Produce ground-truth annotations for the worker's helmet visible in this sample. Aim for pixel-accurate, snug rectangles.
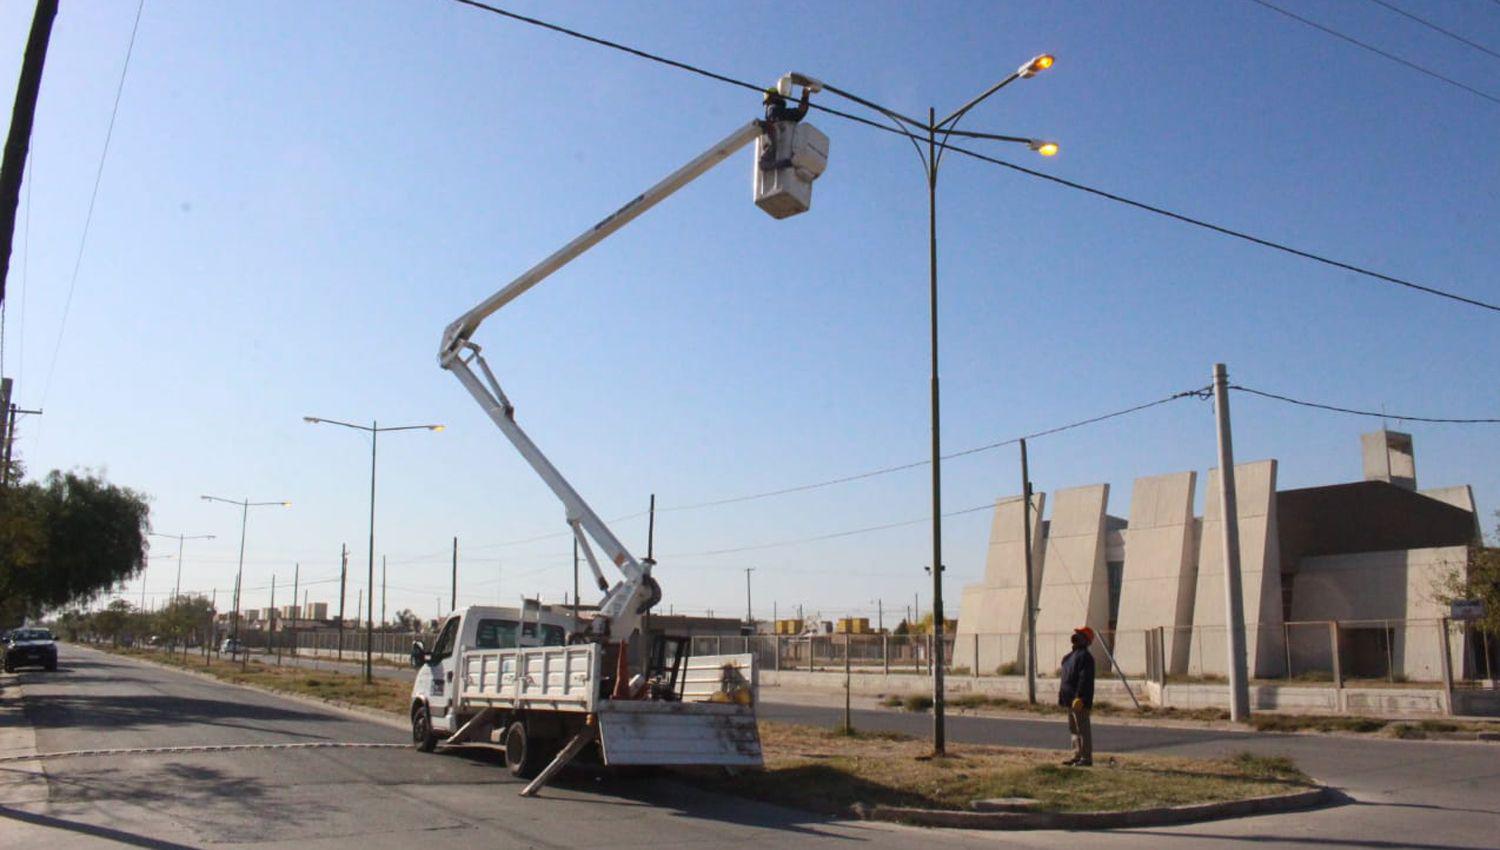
[1073,626,1096,645]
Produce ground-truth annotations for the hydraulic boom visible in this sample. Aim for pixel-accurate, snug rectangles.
[439,74,827,650]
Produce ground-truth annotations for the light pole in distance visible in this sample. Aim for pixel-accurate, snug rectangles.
[200,495,290,668]
[303,416,443,683]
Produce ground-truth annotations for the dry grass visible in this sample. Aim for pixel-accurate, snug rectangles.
[888,691,1230,723]
[110,646,410,716]
[718,722,1310,814]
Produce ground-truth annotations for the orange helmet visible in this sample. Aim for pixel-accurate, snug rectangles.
[1074,626,1096,644]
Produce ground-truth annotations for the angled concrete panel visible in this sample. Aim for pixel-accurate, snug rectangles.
[1114,471,1198,675]
[954,492,1045,673]
[1193,459,1286,678]
[1033,484,1111,666]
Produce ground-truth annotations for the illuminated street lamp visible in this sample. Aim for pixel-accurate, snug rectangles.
[303,416,444,683]
[821,55,1059,755]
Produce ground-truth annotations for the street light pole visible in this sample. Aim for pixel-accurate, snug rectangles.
[820,54,1058,756]
[149,532,217,605]
[201,496,289,670]
[303,415,443,684]
[744,567,755,626]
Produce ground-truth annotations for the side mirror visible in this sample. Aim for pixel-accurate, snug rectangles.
[410,640,428,669]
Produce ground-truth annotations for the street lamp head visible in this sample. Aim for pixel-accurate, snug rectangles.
[303,416,320,424]
[1029,140,1059,157]
[1018,54,1055,79]
[281,501,292,507]
[430,425,445,432]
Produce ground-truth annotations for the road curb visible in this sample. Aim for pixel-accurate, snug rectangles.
[87,646,409,733]
[851,785,1338,830]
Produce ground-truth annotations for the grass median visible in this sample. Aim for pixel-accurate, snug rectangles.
[707,723,1312,815]
[106,646,410,715]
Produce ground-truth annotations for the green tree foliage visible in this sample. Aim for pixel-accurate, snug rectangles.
[0,470,151,625]
[1435,511,1500,633]
[50,595,217,648]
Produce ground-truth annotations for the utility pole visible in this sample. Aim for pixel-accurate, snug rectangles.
[291,562,300,658]
[0,0,57,308]
[337,544,347,660]
[1021,438,1037,704]
[355,588,363,637]
[1213,362,1251,721]
[270,573,278,664]
[381,556,387,628]
[876,598,883,633]
[451,536,458,612]
[2,402,40,486]
[744,567,755,627]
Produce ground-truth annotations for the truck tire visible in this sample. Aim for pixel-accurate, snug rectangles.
[411,703,439,753]
[503,721,546,779]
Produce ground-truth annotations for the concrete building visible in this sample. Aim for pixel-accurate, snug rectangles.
[956,430,1480,682]
[952,493,1044,674]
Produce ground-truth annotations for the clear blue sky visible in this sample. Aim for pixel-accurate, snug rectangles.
[2,1,1496,626]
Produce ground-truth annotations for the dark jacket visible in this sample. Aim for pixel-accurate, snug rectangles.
[1058,646,1095,709]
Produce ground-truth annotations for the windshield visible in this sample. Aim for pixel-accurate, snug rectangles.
[13,629,53,642]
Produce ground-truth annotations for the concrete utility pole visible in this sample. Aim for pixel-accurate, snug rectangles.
[270,574,278,663]
[291,562,299,657]
[1021,439,1037,704]
[1212,362,1252,721]
[744,567,755,627]
[0,0,57,307]
[337,544,347,660]
[381,556,387,627]
[450,536,458,612]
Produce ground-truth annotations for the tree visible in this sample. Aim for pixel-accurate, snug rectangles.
[93,600,134,646]
[1436,511,1500,634]
[0,470,151,626]
[393,608,423,632]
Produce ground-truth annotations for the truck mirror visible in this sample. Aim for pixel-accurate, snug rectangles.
[410,640,428,668]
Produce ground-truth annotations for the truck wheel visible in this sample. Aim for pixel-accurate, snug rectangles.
[503,721,546,779]
[411,703,439,753]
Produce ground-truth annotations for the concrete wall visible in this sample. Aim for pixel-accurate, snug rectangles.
[1193,460,1286,678]
[1289,546,1467,680]
[954,492,1045,673]
[1033,484,1111,669]
[1114,471,1199,675]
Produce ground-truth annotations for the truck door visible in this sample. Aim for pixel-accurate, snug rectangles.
[423,616,461,732]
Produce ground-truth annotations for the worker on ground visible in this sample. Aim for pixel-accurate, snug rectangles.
[1058,626,1096,767]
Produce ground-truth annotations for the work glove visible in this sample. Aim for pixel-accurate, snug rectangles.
[1070,697,1085,712]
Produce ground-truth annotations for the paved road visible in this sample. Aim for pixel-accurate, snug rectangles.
[1,644,1495,849]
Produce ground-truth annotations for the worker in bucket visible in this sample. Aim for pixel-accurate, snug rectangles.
[1058,626,1096,766]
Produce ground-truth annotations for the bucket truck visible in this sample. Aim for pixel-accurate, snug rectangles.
[410,74,828,795]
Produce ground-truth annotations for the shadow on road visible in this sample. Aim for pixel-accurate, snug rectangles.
[0,803,201,850]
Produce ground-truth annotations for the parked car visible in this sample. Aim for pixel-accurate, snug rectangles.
[219,638,243,655]
[3,628,58,672]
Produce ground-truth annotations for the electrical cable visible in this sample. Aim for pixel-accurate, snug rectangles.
[447,0,1500,315]
[1246,0,1500,106]
[1365,0,1500,60]
[664,386,1208,512]
[40,0,146,406]
[1230,384,1500,423]
[668,502,996,558]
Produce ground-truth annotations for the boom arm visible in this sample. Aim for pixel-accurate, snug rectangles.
[439,75,825,646]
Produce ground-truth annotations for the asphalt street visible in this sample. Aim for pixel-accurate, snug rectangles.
[1,643,1496,849]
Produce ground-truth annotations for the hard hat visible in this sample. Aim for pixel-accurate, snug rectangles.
[1074,626,1096,644]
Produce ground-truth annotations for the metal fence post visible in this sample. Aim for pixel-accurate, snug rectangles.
[882,633,890,676]
[972,633,979,680]
[1283,622,1293,681]
[1383,619,1394,683]
[808,637,814,673]
[774,635,781,672]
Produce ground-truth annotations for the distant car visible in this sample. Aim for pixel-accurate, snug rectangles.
[219,638,243,655]
[3,628,58,672]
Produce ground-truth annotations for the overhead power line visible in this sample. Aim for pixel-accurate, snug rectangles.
[1231,385,1500,423]
[665,386,1208,512]
[1247,0,1500,106]
[448,0,1500,315]
[1364,0,1500,62]
[41,0,145,405]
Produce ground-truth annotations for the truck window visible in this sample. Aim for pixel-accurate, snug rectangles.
[541,624,566,646]
[430,617,460,661]
[475,619,518,649]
